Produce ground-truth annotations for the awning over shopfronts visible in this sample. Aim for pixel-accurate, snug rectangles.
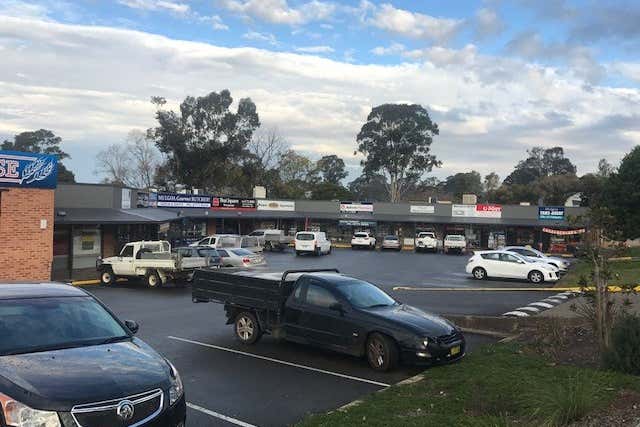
[54,208,179,224]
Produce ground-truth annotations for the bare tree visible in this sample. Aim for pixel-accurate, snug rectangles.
[248,127,287,169]
[95,130,160,189]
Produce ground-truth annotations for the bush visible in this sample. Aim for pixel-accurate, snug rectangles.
[524,373,601,426]
[604,313,640,375]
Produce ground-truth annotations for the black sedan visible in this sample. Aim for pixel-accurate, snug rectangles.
[0,283,186,427]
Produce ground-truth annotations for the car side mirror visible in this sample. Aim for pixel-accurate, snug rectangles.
[329,302,345,315]
[124,320,139,335]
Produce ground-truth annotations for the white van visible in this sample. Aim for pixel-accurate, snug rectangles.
[190,234,262,253]
[295,231,332,256]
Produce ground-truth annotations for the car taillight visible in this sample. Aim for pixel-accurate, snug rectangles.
[243,257,251,263]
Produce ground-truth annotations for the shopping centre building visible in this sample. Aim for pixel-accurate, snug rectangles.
[50,182,588,280]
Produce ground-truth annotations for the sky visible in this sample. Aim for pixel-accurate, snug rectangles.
[1,0,639,184]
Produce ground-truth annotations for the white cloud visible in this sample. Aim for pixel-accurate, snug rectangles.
[295,45,334,53]
[220,0,335,25]
[200,14,229,30]
[474,8,504,40]
[611,62,640,83]
[0,0,48,19]
[0,16,637,182]
[118,0,190,14]
[371,43,405,56]
[364,3,463,43]
[242,31,278,45]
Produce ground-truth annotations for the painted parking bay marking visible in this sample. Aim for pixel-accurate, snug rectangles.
[168,336,390,388]
[187,402,258,427]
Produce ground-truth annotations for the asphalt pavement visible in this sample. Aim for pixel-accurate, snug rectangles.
[82,249,558,426]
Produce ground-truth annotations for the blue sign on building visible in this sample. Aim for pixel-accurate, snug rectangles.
[0,150,58,189]
[539,206,565,220]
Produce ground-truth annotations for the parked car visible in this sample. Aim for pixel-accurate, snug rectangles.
[97,240,211,288]
[502,246,570,272]
[0,283,186,426]
[216,248,266,267]
[444,234,467,254]
[173,246,222,278]
[295,231,332,256]
[381,235,402,251]
[247,229,293,252]
[190,234,263,253]
[466,250,560,283]
[192,269,465,371]
[415,231,439,253]
[351,232,377,250]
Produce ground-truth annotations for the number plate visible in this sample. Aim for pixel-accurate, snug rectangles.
[450,346,461,356]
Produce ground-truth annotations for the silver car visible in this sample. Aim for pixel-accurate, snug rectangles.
[216,248,266,268]
[502,246,570,272]
[381,235,402,251]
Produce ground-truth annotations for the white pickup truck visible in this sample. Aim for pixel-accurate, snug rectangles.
[415,232,439,253]
[97,241,211,288]
[443,234,467,255]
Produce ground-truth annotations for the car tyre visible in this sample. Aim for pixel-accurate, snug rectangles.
[146,270,162,288]
[100,268,115,286]
[472,267,487,280]
[235,311,262,344]
[296,251,301,256]
[366,333,398,372]
[529,270,544,284]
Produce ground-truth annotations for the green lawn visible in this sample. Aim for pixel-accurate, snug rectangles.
[559,259,640,287]
[298,343,640,427]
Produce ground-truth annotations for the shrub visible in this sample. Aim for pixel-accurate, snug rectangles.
[604,313,640,375]
[524,373,601,426]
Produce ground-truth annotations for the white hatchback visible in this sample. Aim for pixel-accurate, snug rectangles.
[465,250,560,284]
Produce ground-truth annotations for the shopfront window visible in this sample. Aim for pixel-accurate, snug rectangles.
[72,226,101,270]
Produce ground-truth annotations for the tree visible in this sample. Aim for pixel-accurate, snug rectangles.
[276,150,319,199]
[356,104,441,202]
[597,158,615,178]
[503,146,577,185]
[310,182,352,200]
[348,173,389,202]
[441,171,483,202]
[575,146,640,355]
[95,130,160,189]
[484,172,500,192]
[2,129,75,182]
[148,89,260,194]
[316,155,348,184]
[248,126,287,170]
[533,174,581,205]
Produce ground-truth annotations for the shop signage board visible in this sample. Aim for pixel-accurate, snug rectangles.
[475,204,502,218]
[148,192,158,208]
[410,205,435,214]
[340,201,374,213]
[0,150,58,189]
[257,199,295,211]
[211,196,257,211]
[136,191,149,208]
[338,220,377,227]
[539,206,565,220]
[157,192,211,208]
[451,204,476,217]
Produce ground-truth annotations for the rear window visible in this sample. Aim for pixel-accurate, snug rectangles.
[354,233,369,238]
[447,235,465,241]
[231,249,252,256]
[297,233,315,241]
[384,235,398,240]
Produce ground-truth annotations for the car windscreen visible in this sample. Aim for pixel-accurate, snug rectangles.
[336,280,397,309]
[231,249,252,256]
[0,296,129,356]
[296,233,315,241]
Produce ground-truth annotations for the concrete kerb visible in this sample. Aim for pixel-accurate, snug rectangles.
[444,314,584,336]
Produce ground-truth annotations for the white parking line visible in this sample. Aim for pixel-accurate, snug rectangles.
[168,336,390,388]
[187,402,258,427]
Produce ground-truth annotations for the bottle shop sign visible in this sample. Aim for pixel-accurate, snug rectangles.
[0,150,58,189]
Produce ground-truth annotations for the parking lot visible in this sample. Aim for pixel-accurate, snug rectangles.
[85,249,557,426]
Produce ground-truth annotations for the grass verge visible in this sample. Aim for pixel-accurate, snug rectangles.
[558,259,640,287]
[297,343,640,427]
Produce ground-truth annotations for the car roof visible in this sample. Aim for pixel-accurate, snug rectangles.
[0,283,88,300]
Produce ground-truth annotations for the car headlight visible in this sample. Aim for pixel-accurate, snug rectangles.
[167,361,184,406]
[0,393,61,427]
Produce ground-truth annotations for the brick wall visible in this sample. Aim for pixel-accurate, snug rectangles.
[0,188,54,282]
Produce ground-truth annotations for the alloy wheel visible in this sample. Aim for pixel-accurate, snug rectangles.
[236,316,254,341]
[368,339,385,368]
